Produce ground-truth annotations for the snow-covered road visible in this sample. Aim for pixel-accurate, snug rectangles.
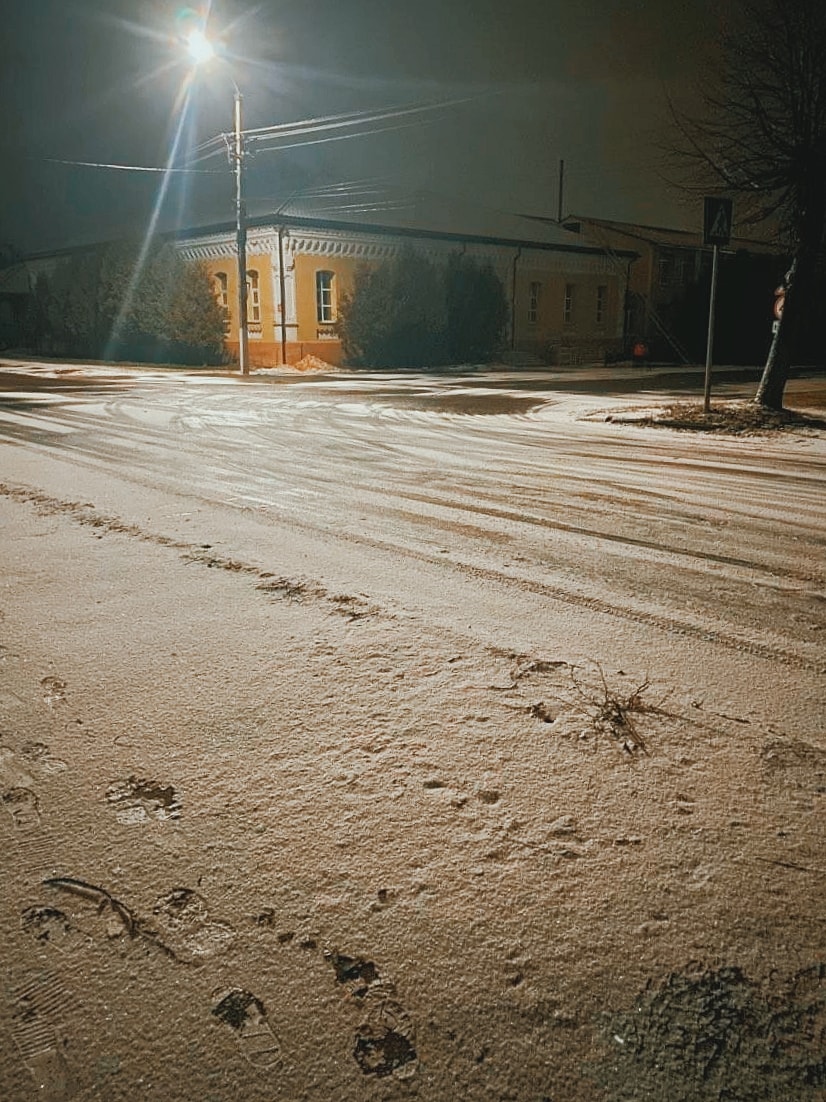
[1,361,825,1101]
[2,363,825,684]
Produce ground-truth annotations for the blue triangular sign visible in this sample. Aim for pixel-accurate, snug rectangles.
[704,197,733,245]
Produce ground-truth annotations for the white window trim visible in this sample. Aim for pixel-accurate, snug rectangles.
[316,270,335,324]
[247,269,261,323]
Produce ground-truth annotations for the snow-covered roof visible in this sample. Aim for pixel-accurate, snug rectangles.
[183,189,637,257]
[558,215,782,254]
[18,190,644,263]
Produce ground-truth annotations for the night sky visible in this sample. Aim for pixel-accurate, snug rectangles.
[0,0,722,255]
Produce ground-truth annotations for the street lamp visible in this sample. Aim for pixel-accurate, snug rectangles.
[185,29,250,376]
[185,29,215,65]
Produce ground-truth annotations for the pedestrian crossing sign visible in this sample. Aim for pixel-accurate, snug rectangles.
[703,197,733,246]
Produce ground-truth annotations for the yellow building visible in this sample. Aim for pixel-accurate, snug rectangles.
[176,203,637,367]
[561,215,782,362]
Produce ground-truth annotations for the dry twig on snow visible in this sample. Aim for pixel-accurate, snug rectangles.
[563,665,671,756]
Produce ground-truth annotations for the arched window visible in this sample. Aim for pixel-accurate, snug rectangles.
[316,270,335,323]
[215,271,228,311]
[246,269,261,323]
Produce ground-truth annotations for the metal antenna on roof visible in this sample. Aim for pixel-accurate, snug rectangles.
[557,159,565,223]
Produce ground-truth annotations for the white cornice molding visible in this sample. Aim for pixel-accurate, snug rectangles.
[288,232,398,261]
[178,242,236,261]
[178,229,279,262]
[286,228,521,267]
[176,224,615,274]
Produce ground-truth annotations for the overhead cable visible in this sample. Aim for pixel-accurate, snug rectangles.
[247,119,426,156]
[43,157,223,175]
[244,95,476,141]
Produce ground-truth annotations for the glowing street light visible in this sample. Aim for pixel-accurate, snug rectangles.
[185,29,215,66]
[185,25,250,376]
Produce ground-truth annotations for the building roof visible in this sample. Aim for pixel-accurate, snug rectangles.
[558,214,783,255]
[17,190,639,263]
[179,189,638,258]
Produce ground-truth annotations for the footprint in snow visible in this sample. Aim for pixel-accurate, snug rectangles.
[105,776,181,824]
[325,951,418,1080]
[20,742,68,775]
[40,677,68,707]
[21,905,92,954]
[2,785,42,832]
[151,888,234,962]
[11,972,78,1101]
[211,987,282,1069]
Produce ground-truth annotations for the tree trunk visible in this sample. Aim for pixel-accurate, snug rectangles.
[756,194,826,409]
[755,259,794,409]
[755,249,818,409]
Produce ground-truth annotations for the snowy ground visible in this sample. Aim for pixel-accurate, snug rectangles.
[0,360,824,1101]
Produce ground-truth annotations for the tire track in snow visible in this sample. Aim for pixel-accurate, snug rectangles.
[379,493,825,587]
[1,481,821,674]
[0,482,380,625]
[304,520,825,673]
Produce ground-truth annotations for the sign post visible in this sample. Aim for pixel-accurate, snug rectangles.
[702,197,732,413]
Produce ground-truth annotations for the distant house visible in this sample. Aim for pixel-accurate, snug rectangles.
[175,197,638,368]
[559,215,786,363]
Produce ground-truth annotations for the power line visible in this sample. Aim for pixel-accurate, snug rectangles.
[186,95,478,163]
[243,95,478,140]
[247,119,427,157]
[39,96,475,177]
[42,157,224,175]
[185,103,421,156]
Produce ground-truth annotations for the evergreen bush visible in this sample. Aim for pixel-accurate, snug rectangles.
[25,239,225,365]
[339,248,507,368]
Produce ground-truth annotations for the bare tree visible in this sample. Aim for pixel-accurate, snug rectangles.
[673,0,826,408]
